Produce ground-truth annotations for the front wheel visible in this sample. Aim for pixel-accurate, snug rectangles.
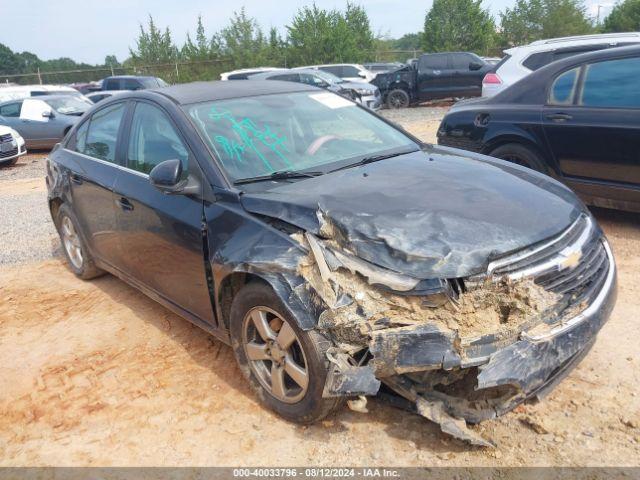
[230,282,341,423]
[386,89,410,109]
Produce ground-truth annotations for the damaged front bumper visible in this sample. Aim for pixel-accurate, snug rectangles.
[319,239,617,446]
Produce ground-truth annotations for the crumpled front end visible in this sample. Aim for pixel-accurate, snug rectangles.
[295,213,617,447]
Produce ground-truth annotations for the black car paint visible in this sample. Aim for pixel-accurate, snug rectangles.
[437,45,640,212]
[372,52,492,104]
[46,81,616,444]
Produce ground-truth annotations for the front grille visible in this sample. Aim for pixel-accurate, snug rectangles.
[488,215,610,306]
[0,147,18,158]
[0,133,12,143]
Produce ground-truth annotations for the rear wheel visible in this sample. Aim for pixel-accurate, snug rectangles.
[55,203,104,279]
[489,143,548,173]
[230,282,341,423]
[386,89,410,109]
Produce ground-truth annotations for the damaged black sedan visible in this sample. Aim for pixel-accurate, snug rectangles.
[46,81,616,447]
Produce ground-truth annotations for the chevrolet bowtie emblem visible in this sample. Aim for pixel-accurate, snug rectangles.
[561,250,582,269]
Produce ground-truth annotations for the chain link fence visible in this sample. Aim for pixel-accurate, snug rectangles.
[0,51,431,87]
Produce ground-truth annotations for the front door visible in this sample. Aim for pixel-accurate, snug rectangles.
[112,100,215,325]
[543,56,640,206]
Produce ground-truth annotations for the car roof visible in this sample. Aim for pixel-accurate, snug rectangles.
[0,94,76,105]
[496,44,640,104]
[505,32,640,56]
[104,75,157,80]
[151,80,318,105]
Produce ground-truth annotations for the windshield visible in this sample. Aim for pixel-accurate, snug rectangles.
[45,96,92,114]
[187,91,417,183]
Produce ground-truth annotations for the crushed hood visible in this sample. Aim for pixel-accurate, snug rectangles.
[240,148,583,279]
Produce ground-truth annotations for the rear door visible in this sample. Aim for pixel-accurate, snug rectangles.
[543,56,640,206]
[112,100,215,325]
[64,101,128,266]
[417,53,451,100]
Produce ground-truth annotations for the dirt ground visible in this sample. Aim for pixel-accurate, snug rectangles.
[1,112,639,466]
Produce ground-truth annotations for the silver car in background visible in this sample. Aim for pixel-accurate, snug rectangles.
[0,94,92,149]
[247,68,382,110]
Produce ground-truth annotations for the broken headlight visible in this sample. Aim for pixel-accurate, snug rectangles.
[306,233,453,305]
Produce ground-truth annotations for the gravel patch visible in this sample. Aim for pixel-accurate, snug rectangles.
[0,152,60,266]
[0,152,49,182]
[380,106,449,124]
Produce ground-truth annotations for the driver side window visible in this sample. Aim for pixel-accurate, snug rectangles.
[127,102,189,175]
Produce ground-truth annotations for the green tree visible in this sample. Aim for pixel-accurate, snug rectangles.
[603,0,640,32]
[499,0,593,47]
[395,33,423,51]
[423,0,496,54]
[219,8,270,68]
[129,15,178,64]
[0,43,22,74]
[104,55,120,68]
[182,15,221,60]
[286,3,375,65]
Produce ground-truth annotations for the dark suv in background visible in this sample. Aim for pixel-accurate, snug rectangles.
[102,75,168,91]
[372,52,492,108]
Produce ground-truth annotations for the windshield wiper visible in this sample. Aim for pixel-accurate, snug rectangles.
[329,149,418,173]
[233,170,323,185]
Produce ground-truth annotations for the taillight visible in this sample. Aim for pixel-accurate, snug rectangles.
[483,73,502,85]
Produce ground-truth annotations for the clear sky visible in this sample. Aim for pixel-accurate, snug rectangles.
[0,0,613,64]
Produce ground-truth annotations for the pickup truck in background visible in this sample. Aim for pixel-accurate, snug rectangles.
[372,52,493,108]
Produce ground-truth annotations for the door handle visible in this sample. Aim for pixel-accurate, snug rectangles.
[545,113,573,122]
[116,197,134,211]
[70,173,83,185]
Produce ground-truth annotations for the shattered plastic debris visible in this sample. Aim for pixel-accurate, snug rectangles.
[294,232,564,447]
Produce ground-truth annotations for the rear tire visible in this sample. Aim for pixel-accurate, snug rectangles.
[55,203,104,280]
[489,143,548,173]
[230,282,341,424]
[386,89,410,109]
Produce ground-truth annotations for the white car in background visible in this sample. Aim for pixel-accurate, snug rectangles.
[295,64,375,83]
[0,84,83,103]
[0,125,26,167]
[482,32,640,97]
[219,67,279,80]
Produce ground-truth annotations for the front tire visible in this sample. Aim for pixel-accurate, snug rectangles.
[55,203,104,279]
[386,89,410,109]
[230,282,341,424]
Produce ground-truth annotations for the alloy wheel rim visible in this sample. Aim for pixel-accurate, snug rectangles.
[242,306,309,404]
[61,216,83,269]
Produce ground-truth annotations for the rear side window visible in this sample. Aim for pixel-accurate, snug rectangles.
[549,67,580,105]
[104,78,120,90]
[522,52,553,71]
[342,66,360,77]
[580,57,640,108]
[122,79,142,90]
[270,74,300,82]
[127,102,189,175]
[0,102,22,117]
[319,66,343,77]
[419,54,448,70]
[450,53,474,70]
[79,102,125,162]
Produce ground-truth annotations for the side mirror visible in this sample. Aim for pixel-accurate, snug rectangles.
[358,71,367,78]
[42,110,54,118]
[149,159,200,195]
[469,61,483,71]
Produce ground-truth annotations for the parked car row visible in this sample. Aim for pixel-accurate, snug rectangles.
[438,44,640,213]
